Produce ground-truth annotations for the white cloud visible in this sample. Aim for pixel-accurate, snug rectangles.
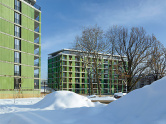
[41,30,78,52]
[81,0,166,27]
[40,0,166,79]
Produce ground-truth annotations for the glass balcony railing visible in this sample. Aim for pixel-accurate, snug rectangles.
[35,16,39,21]
[15,45,20,50]
[34,85,39,89]
[15,18,21,25]
[15,5,21,11]
[24,0,41,10]
[34,38,39,44]
[34,4,41,10]
[14,71,21,76]
[14,58,20,63]
[34,61,39,66]
[15,32,20,37]
[34,26,39,33]
[34,73,39,78]
[34,50,39,55]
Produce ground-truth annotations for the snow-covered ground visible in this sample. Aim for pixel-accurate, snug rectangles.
[88,95,116,101]
[1,77,166,124]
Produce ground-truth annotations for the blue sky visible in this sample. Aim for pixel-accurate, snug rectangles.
[36,0,166,79]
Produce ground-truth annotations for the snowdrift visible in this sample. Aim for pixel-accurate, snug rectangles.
[86,76,166,124]
[34,91,96,109]
[1,77,166,124]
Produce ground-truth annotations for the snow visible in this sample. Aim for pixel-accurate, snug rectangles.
[33,91,102,109]
[88,95,116,101]
[1,77,166,124]
[114,92,127,97]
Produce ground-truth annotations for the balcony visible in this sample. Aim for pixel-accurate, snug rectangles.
[15,18,21,25]
[34,37,39,44]
[34,79,39,89]
[34,73,39,78]
[35,16,39,21]
[34,33,39,40]
[34,50,39,56]
[34,61,39,66]
[15,5,21,12]
[24,0,41,10]
[14,71,21,76]
[15,32,20,38]
[15,45,20,50]
[34,26,39,33]
[14,58,20,63]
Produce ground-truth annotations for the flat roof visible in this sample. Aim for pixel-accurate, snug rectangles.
[48,49,126,58]
[24,0,36,3]
[48,49,82,55]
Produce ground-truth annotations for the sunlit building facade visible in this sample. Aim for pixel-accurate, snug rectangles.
[0,0,41,98]
[48,49,128,95]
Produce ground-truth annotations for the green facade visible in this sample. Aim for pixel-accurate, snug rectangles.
[0,0,41,98]
[48,49,128,95]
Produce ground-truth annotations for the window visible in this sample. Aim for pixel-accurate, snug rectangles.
[104,70,108,73]
[76,68,80,72]
[75,62,80,66]
[63,72,66,77]
[14,78,21,89]
[34,79,39,89]
[75,73,80,77]
[104,75,108,78]
[15,12,21,24]
[14,39,21,50]
[14,51,21,63]
[34,69,39,78]
[15,25,21,37]
[63,56,66,60]
[14,65,21,76]
[15,0,21,11]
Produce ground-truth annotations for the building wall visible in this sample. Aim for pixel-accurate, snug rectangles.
[0,0,41,97]
[48,51,128,95]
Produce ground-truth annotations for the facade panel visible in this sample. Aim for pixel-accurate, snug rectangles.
[0,0,41,98]
[48,49,128,95]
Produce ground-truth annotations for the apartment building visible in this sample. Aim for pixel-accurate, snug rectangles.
[48,49,128,95]
[0,0,41,98]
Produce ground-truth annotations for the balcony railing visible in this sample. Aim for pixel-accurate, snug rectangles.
[15,18,21,25]
[34,39,39,44]
[35,16,39,21]
[14,58,20,63]
[15,5,21,11]
[14,71,21,76]
[24,0,41,10]
[34,3,41,10]
[34,26,39,33]
[15,32,21,38]
[34,85,39,89]
[34,73,39,78]
[34,62,39,66]
[15,45,20,50]
[34,50,39,55]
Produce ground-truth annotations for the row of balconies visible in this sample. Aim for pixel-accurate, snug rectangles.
[62,55,125,63]
[14,71,39,79]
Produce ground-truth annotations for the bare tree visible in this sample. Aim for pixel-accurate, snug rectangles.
[73,25,109,95]
[146,39,166,81]
[106,26,155,92]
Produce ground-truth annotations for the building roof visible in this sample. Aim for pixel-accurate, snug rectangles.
[48,49,81,55]
[24,0,36,3]
[48,49,127,60]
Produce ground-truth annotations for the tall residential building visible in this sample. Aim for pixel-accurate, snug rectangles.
[0,0,41,98]
[48,49,128,95]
